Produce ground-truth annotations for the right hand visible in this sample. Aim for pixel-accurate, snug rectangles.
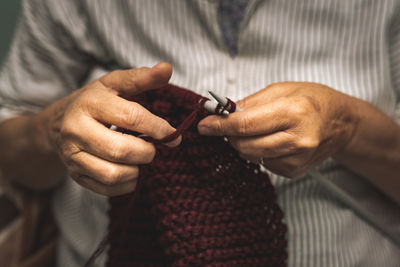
[35,62,180,196]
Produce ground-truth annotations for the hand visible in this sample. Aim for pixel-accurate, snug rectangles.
[35,63,180,196]
[198,82,359,178]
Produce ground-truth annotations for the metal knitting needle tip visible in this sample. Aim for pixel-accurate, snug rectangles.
[208,90,227,106]
[208,90,242,112]
[203,99,217,113]
[203,99,229,115]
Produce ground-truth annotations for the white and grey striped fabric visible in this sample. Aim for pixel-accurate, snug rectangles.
[0,0,400,266]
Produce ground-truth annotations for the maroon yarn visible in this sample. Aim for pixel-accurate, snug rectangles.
[98,85,287,266]
[214,97,237,115]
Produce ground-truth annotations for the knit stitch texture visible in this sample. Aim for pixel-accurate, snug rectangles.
[105,85,287,267]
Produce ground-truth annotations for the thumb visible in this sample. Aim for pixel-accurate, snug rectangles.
[99,62,173,96]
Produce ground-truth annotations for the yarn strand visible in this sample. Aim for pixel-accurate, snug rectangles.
[85,85,287,267]
[85,96,210,266]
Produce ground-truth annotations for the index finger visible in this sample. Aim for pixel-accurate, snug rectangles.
[87,91,181,146]
[197,98,294,136]
[99,62,172,96]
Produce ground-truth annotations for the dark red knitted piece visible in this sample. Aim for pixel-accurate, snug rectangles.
[105,85,287,267]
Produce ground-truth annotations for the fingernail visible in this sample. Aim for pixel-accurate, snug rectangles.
[165,135,182,147]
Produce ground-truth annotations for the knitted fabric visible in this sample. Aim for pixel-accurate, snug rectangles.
[103,84,287,266]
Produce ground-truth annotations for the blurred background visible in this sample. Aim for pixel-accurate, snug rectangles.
[0,0,21,248]
[0,1,21,66]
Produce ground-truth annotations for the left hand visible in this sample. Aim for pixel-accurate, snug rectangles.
[198,82,359,178]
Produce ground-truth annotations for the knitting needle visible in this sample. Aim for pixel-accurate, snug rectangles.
[208,90,242,112]
[203,99,230,115]
[208,91,266,164]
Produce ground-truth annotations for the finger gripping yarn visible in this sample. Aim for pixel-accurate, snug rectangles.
[105,85,287,267]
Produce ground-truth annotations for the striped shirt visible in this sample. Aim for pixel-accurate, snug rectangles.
[0,0,400,266]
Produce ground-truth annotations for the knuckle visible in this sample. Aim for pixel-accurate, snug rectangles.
[123,103,146,127]
[59,118,79,140]
[102,165,123,185]
[288,97,311,118]
[61,144,80,163]
[108,70,125,85]
[80,90,103,110]
[108,139,130,162]
[87,95,101,109]
[234,115,251,135]
[120,68,149,90]
[296,136,319,151]
[236,97,248,109]
[122,69,139,89]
